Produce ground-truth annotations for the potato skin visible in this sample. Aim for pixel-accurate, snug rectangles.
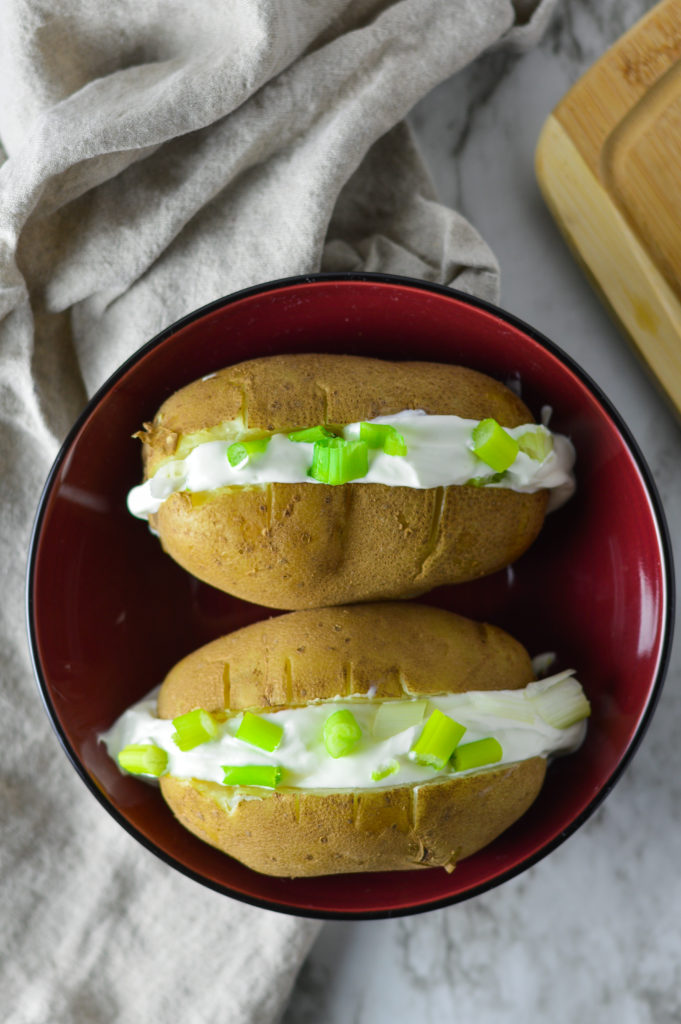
[157,604,546,877]
[157,603,536,716]
[140,354,548,609]
[160,761,547,877]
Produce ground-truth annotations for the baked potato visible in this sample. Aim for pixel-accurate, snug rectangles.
[128,354,574,609]
[105,603,589,877]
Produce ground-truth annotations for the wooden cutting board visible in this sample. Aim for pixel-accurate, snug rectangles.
[535,0,681,415]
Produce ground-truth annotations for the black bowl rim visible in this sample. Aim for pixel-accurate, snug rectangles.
[26,271,676,921]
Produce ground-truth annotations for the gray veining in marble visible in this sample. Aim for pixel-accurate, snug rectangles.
[283,2,681,1021]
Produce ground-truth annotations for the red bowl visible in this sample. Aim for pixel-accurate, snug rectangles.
[27,273,673,918]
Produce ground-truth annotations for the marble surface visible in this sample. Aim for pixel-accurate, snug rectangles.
[283,3,681,1022]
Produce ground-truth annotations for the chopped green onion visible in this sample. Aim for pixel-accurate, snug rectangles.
[371,759,400,782]
[372,699,429,739]
[465,471,506,487]
[171,708,220,751]
[517,428,553,461]
[118,743,168,777]
[452,737,503,773]
[383,430,408,456]
[236,711,284,752]
[288,425,337,443]
[309,438,369,485]
[359,422,408,456]
[531,651,557,677]
[410,709,466,770]
[227,438,270,467]
[471,418,519,473]
[222,765,282,788]
[531,677,591,729]
[469,691,536,723]
[323,709,362,758]
[359,422,392,448]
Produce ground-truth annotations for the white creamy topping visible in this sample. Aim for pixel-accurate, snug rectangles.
[101,672,587,794]
[127,410,576,519]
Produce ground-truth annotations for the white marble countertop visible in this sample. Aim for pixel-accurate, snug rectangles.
[283,4,681,1022]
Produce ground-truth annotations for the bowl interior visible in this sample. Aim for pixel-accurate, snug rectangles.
[28,275,672,918]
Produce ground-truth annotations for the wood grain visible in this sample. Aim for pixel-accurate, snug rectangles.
[535,0,681,416]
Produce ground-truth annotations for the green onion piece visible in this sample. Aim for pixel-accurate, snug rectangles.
[288,425,337,443]
[517,428,553,461]
[359,422,392,448]
[323,709,362,758]
[227,438,270,467]
[410,709,466,769]
[371,759,400,782]
[532,651,557,677]
[469,691,536,723]
[309,438,369,485]
[171,708,220,751]
[222,765,282,788]
[383,430,407,456]
[359,422,408,456]
[471,418,519,473]
[531,677,591,729]
[452,737,503,773]
[118,743,168,777]
[372,699,429,739]
[465,472,506,487]
[236,711,284,752]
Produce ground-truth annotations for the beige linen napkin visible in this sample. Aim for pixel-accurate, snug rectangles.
[0,2,555,1021]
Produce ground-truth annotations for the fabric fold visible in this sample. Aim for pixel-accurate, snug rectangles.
[0,2,556,1022]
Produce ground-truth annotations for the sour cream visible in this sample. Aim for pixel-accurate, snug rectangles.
[101,672,587,794]
[127,411,576,519]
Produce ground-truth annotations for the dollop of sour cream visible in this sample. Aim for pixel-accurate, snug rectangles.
[127,411,576,519]
[101,672,587,794]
